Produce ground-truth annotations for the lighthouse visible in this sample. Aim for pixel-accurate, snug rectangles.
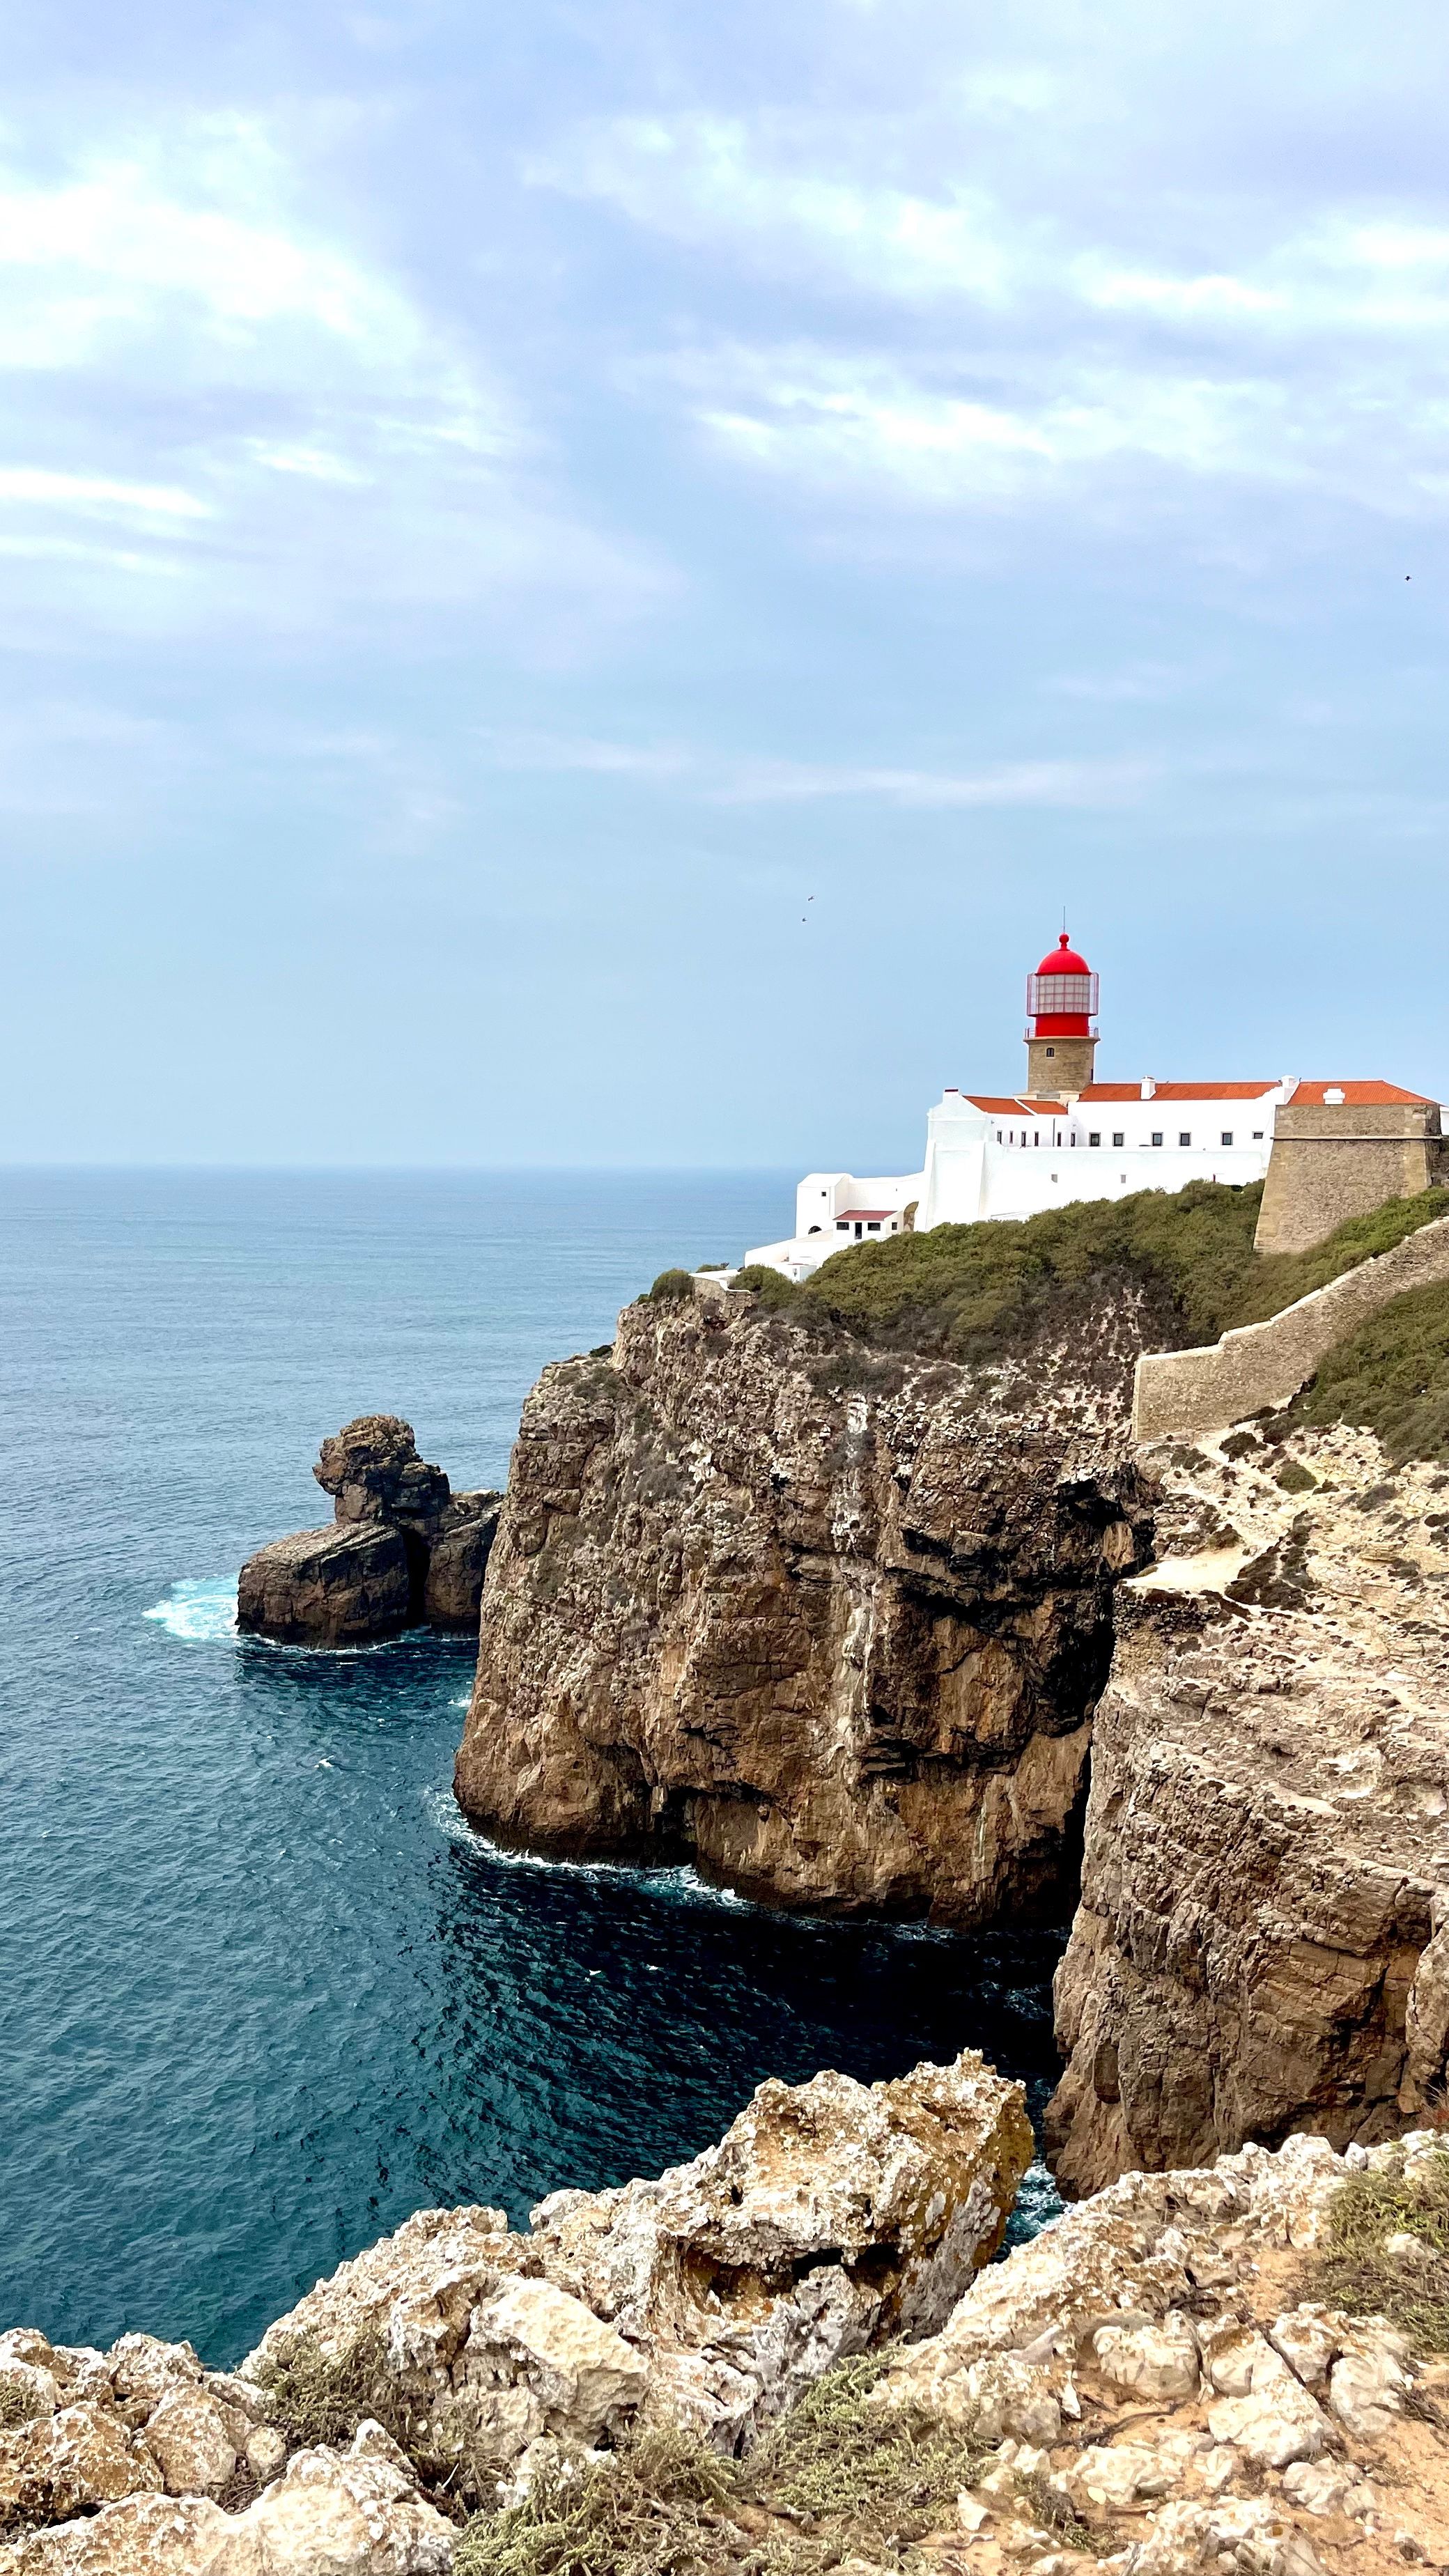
[1025,931,1099,1096]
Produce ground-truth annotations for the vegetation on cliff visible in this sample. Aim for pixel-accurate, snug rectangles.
[453,2350,995,2576]
[717,1182,1449,1367]
[1291,1275,1449,1463]
[1301,2148,1449,2353]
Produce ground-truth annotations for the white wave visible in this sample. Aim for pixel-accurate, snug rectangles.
[143,1578,238,1642]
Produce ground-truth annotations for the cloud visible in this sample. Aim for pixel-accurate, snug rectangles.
[541,105,1449,525]
[0,116,661,642]
[477,729,1153,807]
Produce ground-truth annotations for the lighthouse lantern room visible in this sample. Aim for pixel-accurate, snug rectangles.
[1025,931,1099,1094]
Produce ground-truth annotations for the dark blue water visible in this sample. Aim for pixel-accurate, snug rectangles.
[0,1170,1064,2369]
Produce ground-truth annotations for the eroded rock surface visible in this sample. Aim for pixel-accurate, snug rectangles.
[880,2126,1449,2576]
[238,1416,500,1647]
[244,2047,1032,2464]
[456,1288,1156,1921]
[1048,1423,1449,2194]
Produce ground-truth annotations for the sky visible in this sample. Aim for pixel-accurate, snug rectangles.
[3,0,1449,1168]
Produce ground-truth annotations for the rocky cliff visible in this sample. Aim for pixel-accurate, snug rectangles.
[1047,1419,1449,2196]
[454,1282,1159,1923]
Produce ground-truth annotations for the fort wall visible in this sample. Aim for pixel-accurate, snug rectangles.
[1254,1101,1448,1255]
[1133,1207,1449,1441]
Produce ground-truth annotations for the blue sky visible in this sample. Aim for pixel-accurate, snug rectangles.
[3,0,1449,1167]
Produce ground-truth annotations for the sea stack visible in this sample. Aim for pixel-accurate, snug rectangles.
[238,1415,500,1646]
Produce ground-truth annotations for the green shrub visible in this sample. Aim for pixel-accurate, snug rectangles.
[647,1271,696,1305]
[790,1183,1449,1366]
[1292,1279,1449,1464]
[1299,2150,1449,2352]
[732,1266,799,1312]
[749,2345,987,2540]
[253,2330,476,2515]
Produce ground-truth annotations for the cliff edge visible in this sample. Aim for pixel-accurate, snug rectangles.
[454,1277,1159,1923]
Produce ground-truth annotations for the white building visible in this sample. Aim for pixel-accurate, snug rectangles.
[741,932,1432,1282]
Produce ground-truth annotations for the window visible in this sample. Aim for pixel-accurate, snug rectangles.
[1179,1131,1191,1147]
[1112,1131,1124,1147]
[996,1130,1002,1142]
[1088,1131,1101,1146]
[1151,1131,1163,1147]
[1253,1129,1264,1139]
[836,1220,849,1232]
[1044,1045,1055,1057]
[867,1220,880,1232]
[1221,1130,1233,1147]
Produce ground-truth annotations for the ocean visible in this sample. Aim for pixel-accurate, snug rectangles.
[0,1168,1064,2368]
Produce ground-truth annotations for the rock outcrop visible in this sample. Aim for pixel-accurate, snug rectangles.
[0,2049,1030,2568]
[5,2100,1448,2571]
[243,2047,1031,2465]
[455,1287,1156,1921]
[238,1417,500,1647]
[1048,1421,1449,2196]
[878,2123,1449,2575]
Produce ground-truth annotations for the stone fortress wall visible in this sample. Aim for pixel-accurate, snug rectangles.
[1133,1206,1449,1440]
[1253,1097,1449,1255]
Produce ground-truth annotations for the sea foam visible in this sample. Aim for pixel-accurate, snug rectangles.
[143,1579,238,1643]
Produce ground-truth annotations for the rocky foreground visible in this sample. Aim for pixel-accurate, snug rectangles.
[2,2056,1446,2570]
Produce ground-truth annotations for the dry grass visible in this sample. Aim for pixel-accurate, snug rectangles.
[0,2380,46,2428]
[454,2348,992,2576]
[1300,2152,1449,2352]
[452,2428,741,2576]
[252,2328,479,2518]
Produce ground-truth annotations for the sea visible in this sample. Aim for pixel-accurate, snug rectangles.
[0,1168,1064,2370]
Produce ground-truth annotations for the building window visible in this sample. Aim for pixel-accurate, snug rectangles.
[996,1129,1002,1142]
[837,1220,849,1231]
[1221,1130,1233,1146]
[1151,1131,1163,1147]
[1044,1045,1055,1057]
[1179,1131,1191,1147]
[1253,1129,1264,1139]
[1112,1131,1124,1147]
[867,1220,880,1232]
[1088,1131,1101,1146]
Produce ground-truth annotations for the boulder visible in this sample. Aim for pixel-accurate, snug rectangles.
[139,2387,237,2497]
[236,1522,412,1647]
[239,1418,500,1646]
[244,2049,1030,2472]
[0,2430,454,2573]
[316,1418,451,1532]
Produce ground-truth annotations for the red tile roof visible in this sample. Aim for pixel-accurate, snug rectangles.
[837,1209,896,1222]
[964,1095,1067,1116]
[1078,1082,1279,1103]
[1289,1080,1435,1107]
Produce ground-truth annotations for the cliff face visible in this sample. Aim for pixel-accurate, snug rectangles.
[1048,1423,1449,2196]
[454,1285,1157,1923]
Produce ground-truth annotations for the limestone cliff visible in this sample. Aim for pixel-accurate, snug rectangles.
[454,1282,1158,1923]
[1048,1421,1449,2196]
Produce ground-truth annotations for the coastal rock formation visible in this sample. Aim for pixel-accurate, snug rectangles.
[0,2049,1030,2568]
[238,1417,500,1647]
[455,1289,1156,1921]
[1047,1421,1449,2196]
[4,2106,1447,2570]
[878,2123,1449,2574]
[244,2047,1032,2462]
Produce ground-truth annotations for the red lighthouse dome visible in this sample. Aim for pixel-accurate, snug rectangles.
[1027,931,1099,1036]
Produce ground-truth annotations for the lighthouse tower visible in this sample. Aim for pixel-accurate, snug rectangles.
[1025,931,1099,1095]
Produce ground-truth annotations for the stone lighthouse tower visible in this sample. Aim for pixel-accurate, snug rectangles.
[1025,931,1099,1094]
